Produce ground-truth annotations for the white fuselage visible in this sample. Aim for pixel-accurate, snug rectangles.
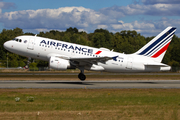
[4,35,170,72]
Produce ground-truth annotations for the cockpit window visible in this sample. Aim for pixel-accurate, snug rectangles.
[13,38,22,42]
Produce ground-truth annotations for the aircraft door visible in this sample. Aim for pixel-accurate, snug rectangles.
[27,37,35,50]
[126,57,133,69]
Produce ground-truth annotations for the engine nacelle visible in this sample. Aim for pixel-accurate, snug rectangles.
[49,57,70,70]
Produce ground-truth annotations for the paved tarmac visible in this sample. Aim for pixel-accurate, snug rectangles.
[0,73,179,75]
[0,80,180,89]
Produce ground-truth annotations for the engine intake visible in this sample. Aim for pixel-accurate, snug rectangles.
[49,57,70,70]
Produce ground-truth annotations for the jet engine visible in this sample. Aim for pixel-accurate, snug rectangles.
[49,56,70,70]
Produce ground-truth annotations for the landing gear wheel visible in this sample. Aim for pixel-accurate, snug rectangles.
[78,73,86,81]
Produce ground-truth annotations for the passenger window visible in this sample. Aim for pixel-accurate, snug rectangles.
[19,39,22,42]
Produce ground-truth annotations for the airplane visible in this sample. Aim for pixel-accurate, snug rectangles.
[3,27,176,81]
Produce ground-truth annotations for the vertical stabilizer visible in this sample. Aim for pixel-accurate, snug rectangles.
[135,27,176,62]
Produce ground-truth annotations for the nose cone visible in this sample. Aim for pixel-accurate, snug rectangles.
[3,41,9,50]
[3,41,12,51]
[3,42,9,50]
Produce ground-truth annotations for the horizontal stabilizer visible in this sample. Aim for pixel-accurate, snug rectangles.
[144,62,169,67]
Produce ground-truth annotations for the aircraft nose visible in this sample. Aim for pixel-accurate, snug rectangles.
[3,41,8,50]
[3,41,12,50]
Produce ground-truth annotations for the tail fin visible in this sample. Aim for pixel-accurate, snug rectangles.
[135,27,176,62]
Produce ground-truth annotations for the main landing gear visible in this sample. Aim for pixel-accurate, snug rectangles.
[78,69,86,81]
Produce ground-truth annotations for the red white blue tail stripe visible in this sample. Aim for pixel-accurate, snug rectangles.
[136,27,176,59]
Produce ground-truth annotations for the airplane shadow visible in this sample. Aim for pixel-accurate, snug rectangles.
[2,81,176,86]
[36,82,94,85]
[35,81,162,86]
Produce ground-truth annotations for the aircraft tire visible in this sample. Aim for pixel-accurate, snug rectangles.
[78,73,86,81]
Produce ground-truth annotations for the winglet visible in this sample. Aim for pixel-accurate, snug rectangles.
[112,56,118,61]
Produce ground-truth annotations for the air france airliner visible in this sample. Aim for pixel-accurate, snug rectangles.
[3,27,176,81]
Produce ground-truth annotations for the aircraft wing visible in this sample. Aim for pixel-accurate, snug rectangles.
[47,53,117,67]
[70,56,113,65]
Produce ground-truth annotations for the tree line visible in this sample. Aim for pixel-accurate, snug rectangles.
[0,27,180,68]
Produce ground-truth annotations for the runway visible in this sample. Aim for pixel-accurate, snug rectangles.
[0,73,179,75]
[0,80,180,89]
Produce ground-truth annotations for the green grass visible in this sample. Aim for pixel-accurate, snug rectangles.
[0,89,180,120]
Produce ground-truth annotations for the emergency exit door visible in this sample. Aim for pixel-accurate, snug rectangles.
[126,57,133,69]
[27,37,35,50]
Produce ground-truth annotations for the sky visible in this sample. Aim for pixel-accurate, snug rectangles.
[0,0,180,37]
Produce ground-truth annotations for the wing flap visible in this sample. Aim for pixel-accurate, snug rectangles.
[70,56,112,61]
[70,56,112,65]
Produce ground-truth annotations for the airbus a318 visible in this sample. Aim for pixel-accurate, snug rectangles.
[3,27,176,81]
